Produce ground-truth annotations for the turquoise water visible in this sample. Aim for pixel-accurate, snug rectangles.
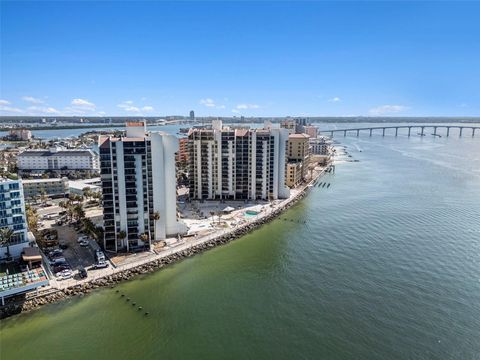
[1,125,480,359]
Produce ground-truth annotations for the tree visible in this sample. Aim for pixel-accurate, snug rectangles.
[117,230,127,247]
[0,227,15,260]
[82,217,95,237]
[73,204,85,221]
[83,187,92,201]
[25,205,39,234]
[140,232,149,244]
[152,212,160,241]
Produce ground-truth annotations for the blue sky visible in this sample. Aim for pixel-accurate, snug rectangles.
[1,1,479,117]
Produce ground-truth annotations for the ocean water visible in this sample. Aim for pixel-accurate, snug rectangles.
[1,126,479,359]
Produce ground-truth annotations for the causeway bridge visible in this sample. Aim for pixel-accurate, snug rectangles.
[321,125,479,138]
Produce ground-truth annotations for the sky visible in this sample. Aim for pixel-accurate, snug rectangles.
[1,1,479,117]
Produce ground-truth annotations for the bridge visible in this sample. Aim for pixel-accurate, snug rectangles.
[321,125,479,138]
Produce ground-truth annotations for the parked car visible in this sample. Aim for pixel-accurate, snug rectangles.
[77,235,90,243]
[95,250,105,262]
[59,243,68,250]
[54,265,71,273]
[78,267,87,279]
[92,261,109,269]
[79,240,89,247]
[50,258,67,266]
[56,270,73,280]
[48,249,63,257]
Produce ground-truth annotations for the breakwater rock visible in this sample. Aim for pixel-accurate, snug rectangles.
[1,180,312,319]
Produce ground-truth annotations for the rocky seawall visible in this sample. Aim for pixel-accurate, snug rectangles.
[1,176,316,319]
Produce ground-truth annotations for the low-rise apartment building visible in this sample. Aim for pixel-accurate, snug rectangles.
[21,177,69,199]
[17,147,99,173]
[286,133,311,187]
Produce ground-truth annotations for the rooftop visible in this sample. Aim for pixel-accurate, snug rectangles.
[21,177,68,184]
[18,149,94,157]
[289,133,310,139]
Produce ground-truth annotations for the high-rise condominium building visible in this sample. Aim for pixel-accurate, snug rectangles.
[99,122,185,253]
[0,178,28,260]
[189,110,195,121]
[188,121,290,201]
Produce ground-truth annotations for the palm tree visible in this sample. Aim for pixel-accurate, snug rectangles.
[0,227,15,260]
[139,233,149,248]
[25,205,39,234]
[82,218,95,237]
[83,187,92,201]
[117,230,127,245]
[152,212,160,241]
[73,204,85,221]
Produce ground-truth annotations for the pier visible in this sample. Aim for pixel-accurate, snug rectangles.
[322,125,479,138]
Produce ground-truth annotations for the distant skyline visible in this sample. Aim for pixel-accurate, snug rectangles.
[1,1,479,117]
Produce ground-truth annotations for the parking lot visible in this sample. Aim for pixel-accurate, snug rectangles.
[55,225,97,270]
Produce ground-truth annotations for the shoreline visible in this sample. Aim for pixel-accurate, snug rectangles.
[0,166,329,319]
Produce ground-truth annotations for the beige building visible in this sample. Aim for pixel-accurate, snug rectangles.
[287,133,310,161]
[303,126,318,139]
[21,177,69,199]
[286,162,303,188]
[286,133,311,187]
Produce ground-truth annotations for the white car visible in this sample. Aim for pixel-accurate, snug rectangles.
[77,235,89,243]
[56,270,73,280]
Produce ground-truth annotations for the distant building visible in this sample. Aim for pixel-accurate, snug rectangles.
[21,177,69,199]
[0,178,29,260]
[176,138,189,164]
[99,121,186,253]
[17,148,99,172]
[309,137,329,155]
[188,120,290,201]
[189,110,195,121]
[280,120,297,134]
[303,125,318,139]
[8,129,32,141]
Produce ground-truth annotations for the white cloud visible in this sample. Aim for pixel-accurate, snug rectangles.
[369,105,409,116]
[118,104,140,113]
[0,105,23,113]
[0,99,11,105]
[199,98,225,109]
[199,98,216,108]
[22,96,45,104]
[117,101,154,114]
[231,109,240,114]
[71,98,96,109]
[328,97,341,102]
[27,106,60,114]
[236,103,260,110]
